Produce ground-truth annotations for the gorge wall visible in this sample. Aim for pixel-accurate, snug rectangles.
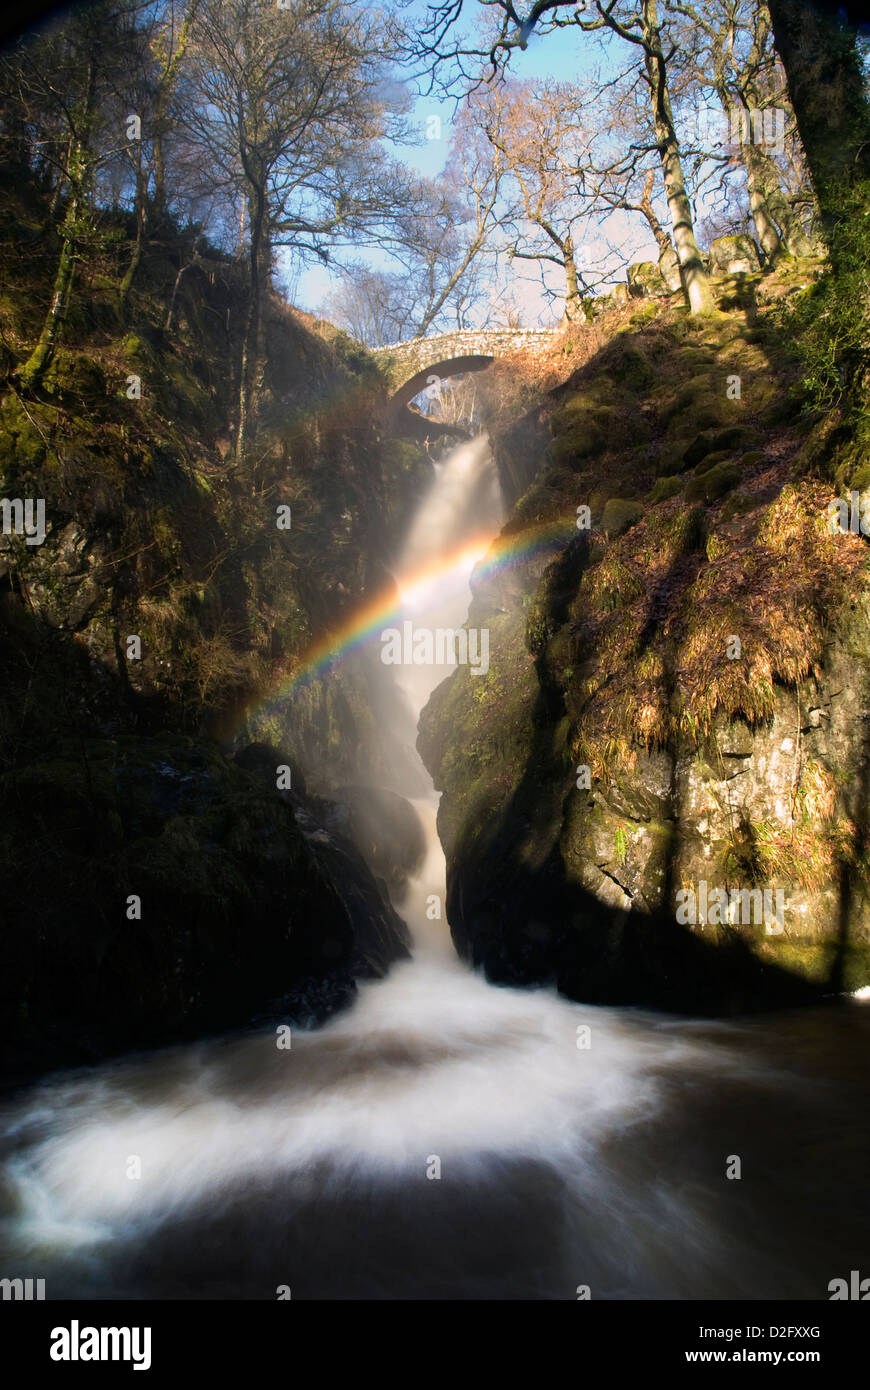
[0,186,430,1084]
[418,264,870,1012]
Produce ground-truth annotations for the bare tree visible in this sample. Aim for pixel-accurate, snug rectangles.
[321,149,503,344]
[666,0,814,262]
[467,76,596,322]
[396,121,506,336]
[184,0,412,456]
[579,0,714,312]
[117,0,202,313]
[2,1,138,388]
[320,264,415,346]
[405,0,715,313]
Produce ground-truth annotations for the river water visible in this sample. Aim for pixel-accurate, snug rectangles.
[1,436,868,1300]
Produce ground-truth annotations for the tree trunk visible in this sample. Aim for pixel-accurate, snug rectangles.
[741,131,784,264]
[18,203,79,388]
[753,148,815,256]
[764,0,870,238]
[119,141,146,315]
[562,233,587,322]
[642,0,714,314]
[19,60,95,389]
[152,4,198,223]
[638,167,681,287]
[48,135,73,222]
[639,168,673,257]
[236,187,266,460]
[152,133,167,226]
[738,53,816,258]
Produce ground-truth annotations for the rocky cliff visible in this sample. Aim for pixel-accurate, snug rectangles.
[0,182,424,1084]
[419,264,870,1012]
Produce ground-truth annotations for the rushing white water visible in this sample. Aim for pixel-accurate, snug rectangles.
[1,434,869,1300]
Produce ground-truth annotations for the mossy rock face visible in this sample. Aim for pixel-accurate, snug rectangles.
[708,424,761,453]
[602,497,645,536]
[590,293,614,318]
[674,344,714,372]
[708,234,761,274]
[548,420,607,466]
[563,797,675,914]
[683,431,719,469]
[43,350,107,400]
[549,393,643,466]
[659,373,740,438]
[684,459,742,503]
[627,261,666,298]
[660,374,717,424]
[712,275,760,312]
[683,424,759,470]
[419,299,870,1015]
[654,437,694,475]
[658,243,682,292]
[419,610,540,862]
[849,464,870,493]
[650,474,683,503]
[681,395,733,435]
[597,337,655,392]
[694,448,736,475]
[0,394,47,471]
[627,302,659,326]
[121,331,157,364]
[758,384,804,427]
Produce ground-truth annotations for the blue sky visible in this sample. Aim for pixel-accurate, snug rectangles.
[290,2,638,319]
[289,1,748,328]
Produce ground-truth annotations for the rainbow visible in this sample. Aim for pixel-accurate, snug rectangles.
[229,511,579,735]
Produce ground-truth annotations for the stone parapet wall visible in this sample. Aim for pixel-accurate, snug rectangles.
[374,329,559,388]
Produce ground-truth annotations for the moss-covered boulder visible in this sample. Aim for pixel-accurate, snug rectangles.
[627,261,666,298]
[650,474,683,502]
[660,372,742,437]
[709,235,761,274]
[658,243,683,292]
[602,497,645,535]
[684,459,742,502]
[548,388,644,467]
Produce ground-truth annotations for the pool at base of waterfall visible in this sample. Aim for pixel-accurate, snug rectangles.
[2,979,869,1299]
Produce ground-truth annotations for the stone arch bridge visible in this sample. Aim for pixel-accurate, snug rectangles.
[373,328,558,441]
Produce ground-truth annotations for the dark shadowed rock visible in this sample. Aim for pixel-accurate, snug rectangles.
[325,786,426,897]
[0,735,410,1087]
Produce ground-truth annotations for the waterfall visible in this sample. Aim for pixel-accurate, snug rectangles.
[1,435,868,1300]
[382,432,502,955]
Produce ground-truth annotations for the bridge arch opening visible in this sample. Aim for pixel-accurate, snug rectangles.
[389,355,495,412]
[388,356,494,442]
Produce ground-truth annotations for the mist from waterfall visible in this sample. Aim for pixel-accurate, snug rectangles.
[1,434,869,1300]
[381,432,502,953]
